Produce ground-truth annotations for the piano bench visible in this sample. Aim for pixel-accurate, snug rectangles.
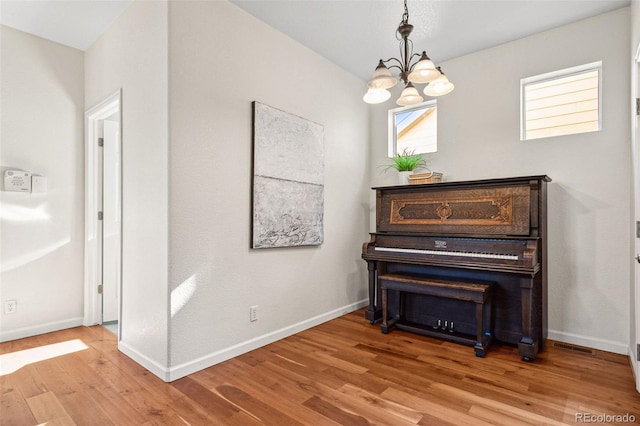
[378,274,493,357]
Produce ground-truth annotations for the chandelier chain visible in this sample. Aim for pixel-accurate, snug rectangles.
[402,0,409,26]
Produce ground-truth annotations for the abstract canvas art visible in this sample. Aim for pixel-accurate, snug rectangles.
[252,102,324,249]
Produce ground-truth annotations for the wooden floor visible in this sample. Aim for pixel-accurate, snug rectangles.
[2,309,640,425]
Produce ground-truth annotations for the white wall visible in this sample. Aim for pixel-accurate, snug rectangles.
[0,26,84,341]
[167,1,370,378]
[371,8,631,354]
[84,0,170,375]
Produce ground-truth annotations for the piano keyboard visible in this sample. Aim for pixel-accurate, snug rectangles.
[374,246,519,261]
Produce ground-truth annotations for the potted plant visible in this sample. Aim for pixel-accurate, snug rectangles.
[385,149,426,184]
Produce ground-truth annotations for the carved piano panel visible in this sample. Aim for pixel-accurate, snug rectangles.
[363,175,550,360]
[378,182,534,235]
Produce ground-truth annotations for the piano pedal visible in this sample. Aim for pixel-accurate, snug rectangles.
[433,319,442,330]
[449,321,454,333]
[442,320,448,331]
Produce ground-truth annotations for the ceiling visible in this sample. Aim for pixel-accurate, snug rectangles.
[0,0,630,81]
[0,0,132,51]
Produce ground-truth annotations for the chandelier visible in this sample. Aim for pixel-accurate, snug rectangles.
[363,0,454,106]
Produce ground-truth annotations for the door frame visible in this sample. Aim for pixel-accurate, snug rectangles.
[632,44,640,392]
[84,89,122,327]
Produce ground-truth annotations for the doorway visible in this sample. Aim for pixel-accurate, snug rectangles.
[84,90,122,337]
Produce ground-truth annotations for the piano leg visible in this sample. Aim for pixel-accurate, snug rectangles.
[365,261,382,324]
[519,277,539,361]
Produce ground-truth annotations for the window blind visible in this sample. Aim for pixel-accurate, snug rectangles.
[522,66,600,140]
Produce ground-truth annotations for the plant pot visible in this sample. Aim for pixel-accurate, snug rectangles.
[398,171,412,185]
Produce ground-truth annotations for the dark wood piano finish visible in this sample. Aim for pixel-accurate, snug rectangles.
[362,175,550,360]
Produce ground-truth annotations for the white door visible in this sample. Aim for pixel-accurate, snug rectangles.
[102,119,121,322]
[84,90,122,330]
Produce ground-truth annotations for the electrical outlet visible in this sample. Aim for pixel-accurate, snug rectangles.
[250,305,258,322]
[4,300,17,315]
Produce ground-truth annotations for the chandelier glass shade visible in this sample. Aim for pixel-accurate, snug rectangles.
[396,83,423,106]
[363,0,454,105]
[408,53,440,84]
[423,67,455,96]
[363,86,392,104]
[368,60,398,89]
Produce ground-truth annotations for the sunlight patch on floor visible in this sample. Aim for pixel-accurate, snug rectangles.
[0,339,88,375]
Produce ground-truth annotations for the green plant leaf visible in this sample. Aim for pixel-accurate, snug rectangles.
[384,149,426,172]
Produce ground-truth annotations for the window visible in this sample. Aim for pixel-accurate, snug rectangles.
[520,61,601,141]
[388,100,437,157]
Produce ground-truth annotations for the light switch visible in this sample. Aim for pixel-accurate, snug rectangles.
[31,175,47,193]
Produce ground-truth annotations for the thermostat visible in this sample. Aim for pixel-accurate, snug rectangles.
[4,170,31,192]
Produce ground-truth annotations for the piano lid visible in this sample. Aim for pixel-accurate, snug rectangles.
[372,175,551,191]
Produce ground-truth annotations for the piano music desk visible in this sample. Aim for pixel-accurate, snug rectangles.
[379,274,493,357]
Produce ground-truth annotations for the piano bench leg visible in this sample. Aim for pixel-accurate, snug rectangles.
[380,287,400,334]
[381,287,389,333]
[381,316,399,334]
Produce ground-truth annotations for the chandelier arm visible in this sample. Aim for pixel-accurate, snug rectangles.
[404,38,413,70]
[394,38,412,85]
[381,57,404,69]
[386,64,404,73]
[397,39,414,67]
[407,52,424,70]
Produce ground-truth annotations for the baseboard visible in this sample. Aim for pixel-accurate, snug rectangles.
[547,329,627,355]
[118,340,171,382]
[165,299,369,382]
[0,317,84,343]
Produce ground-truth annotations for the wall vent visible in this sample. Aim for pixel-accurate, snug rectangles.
[551,341,596,356]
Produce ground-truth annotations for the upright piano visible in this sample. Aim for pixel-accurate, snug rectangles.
[362,175,550,360]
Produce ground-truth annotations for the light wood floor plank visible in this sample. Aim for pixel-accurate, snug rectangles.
[381,386,495,426]
[0,375,37,426]
[25,391,75,425]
